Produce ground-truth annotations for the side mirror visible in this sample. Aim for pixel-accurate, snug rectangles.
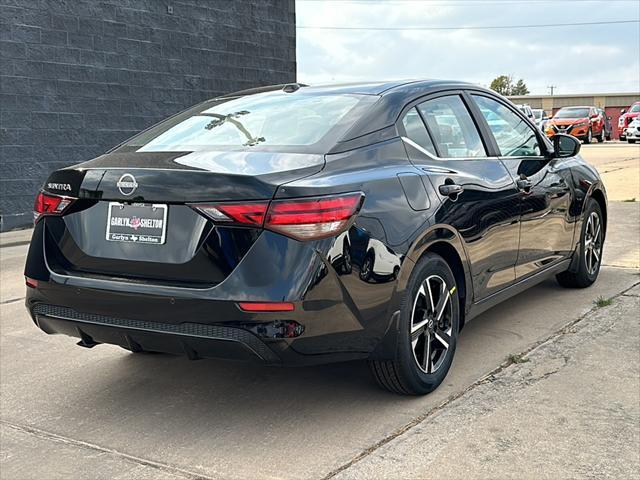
[621,109,627,114]
[607,116,612,121]
[554,134,581,158]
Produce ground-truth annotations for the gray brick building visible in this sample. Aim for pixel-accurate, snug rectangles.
[0,0,296,231]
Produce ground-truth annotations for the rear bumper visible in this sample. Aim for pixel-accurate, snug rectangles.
[31,303,281,363]
[24,214,405,365]
[25,279,380,366]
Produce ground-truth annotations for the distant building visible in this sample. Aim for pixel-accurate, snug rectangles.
[508,92,639,139]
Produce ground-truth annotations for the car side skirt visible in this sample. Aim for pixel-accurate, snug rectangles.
[466,258,571,322]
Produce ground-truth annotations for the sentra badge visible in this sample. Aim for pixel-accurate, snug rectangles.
[116,173,138,196]
[47,183,71,191]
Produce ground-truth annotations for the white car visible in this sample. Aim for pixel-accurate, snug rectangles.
[624,118,640,144]
[516,104,536,123]
[532,108,549,130]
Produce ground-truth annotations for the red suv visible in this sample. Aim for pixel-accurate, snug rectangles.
[544,106,606,143]
[619,101,640,141]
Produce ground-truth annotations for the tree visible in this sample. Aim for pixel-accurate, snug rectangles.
[490,75,513,95]
[511,79,530,96]
[489,75,530,96]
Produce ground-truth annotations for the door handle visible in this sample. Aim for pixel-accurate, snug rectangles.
[438,183,464,199]
[517,175,533,193]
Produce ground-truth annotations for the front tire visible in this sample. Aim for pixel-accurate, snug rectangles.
[629,139,637,144]
[583,128,592,144]
[597,129,605,143]
[369,253,460,395]
[556,198,604,288]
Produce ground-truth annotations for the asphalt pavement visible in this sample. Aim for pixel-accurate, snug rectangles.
[1,143,638,479]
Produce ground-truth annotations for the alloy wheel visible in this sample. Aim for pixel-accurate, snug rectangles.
[410,275,453,373]
[584,211,602,275]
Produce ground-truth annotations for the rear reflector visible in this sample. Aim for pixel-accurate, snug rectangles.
[190,192,364,241]
[238,302,295,312]
[25,277,38,288]
[33,191,74,223]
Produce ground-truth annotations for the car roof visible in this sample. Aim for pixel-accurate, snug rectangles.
[223,79,475,97]
[559,105,594,109]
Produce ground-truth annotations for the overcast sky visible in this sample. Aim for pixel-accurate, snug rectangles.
[296,0,640,95]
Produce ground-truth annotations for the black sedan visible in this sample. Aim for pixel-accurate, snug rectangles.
[25,80,607,395]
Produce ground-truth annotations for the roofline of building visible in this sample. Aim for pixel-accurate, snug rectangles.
[508,92,640,99]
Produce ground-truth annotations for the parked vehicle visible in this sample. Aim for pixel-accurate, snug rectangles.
[532,108,549,130]
[624,117,640,143]
[516,104,536,123]
[25,81,607,395]
[619,102,640,141]
[598,108,613,141]
[544,106,606,143]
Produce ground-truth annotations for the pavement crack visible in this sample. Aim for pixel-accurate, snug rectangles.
[0,297,25,305]
[0,420,214,480]
[321,280,640,480]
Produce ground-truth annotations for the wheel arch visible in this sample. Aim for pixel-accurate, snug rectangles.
[403,225,473,331]
[589,188,607,235]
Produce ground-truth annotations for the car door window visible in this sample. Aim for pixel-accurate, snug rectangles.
[417,96,486,158]
[401,107,436,155]
[472,95,542,157]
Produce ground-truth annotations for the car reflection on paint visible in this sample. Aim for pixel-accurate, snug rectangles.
[327,228,401,283]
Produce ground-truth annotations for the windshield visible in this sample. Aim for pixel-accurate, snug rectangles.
[630,103,640,113]
[554,108,589,119]
[122,92,374,152]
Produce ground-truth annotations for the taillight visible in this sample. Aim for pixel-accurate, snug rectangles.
[265,192,364,240]
[193,201,268,226]
[190,192,364,241]
[33,191,74,223]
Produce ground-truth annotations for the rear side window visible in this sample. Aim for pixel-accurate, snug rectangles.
[124,92,374,152]
[417,96,486,158]
[472,95,542,157]
[401,107,436,155]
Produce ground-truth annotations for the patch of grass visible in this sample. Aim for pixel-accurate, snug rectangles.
[622,198,636,202]
[507,353,530,364]
[594,296,613,308]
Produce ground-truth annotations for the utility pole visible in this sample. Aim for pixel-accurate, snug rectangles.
[547,85,556,96]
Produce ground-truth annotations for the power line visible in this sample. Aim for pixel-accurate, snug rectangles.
[297,0,639,4]
[298,0,638,3]
[296,19,639,31]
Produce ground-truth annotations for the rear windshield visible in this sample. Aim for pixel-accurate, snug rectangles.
[554,108,589,119]
[121,92,375,153]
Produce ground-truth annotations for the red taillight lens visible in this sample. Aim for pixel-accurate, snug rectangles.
[190,192,364,240]
[33,191,74,223]
[25,277,38,288]
[192,201,268,226]
[238,302,295,312]
[265,192,364,240]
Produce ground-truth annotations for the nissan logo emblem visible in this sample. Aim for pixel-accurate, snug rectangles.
[116,173,138,196]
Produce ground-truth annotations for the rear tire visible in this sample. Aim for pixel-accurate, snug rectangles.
[583,128,592,144]
[556,198,603,288]
[629,139,637,144]
[597,129,605,143]
[369,253,460,395]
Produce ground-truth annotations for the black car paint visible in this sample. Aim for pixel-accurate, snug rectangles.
[25,80,607,365]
